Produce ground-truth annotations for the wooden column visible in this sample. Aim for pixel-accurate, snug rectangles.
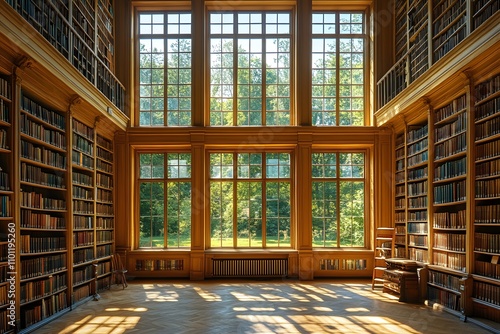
[296,0,312,126]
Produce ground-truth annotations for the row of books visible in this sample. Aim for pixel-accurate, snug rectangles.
[0,170,9,191]
[20,235,66,254]
[20,254,67,280]
[434,132,466,160]
[0,244,7,262]
[0,99,9,123]
[73,133,94,155]
[434,232,466,252]
[408,211,428,222]
[96,261,111,275]
[476,138,500,161]
[474,259,500,279]
[409,247,428,262]
[21,209,66,229]
[433,251,466,271]
[428,269,463,291]
[21,95,65,130]
[20,273,67,304]
[96,202,114,215]
[435,94,467,123]
[395,198,405,209]
[21,139,67,169]
[473,0,500,30]
[408,196,427,208]
[407,137,428,156]
[73,231,94,247]
[396,170,405,184]
[72,150,94,169]
[407,124,428,144]
[396,184,405,196]
[473,281,500,306]
[0,196,10,217]
[73,248,94,265]
[475,114,500,140]
[96,217,114,229]
[0,129,8,150]
[97,188,112,202]
[73,199,94,214]
[73,265,93,284]
[432,0,466,35]
[20,191,66,210]
[475,232,500,253]
[97,147,113,162]
[96,159,113,173]
[434,157,466,181]
[0,77,10,100]
[474,73,500,102]
[475,204,500,223]
[433,179,466,204]
[22,291,68,328]
[396,159,404,171]
[97,173,113,188]
[74,215,93,229]
[407,180,427,196]
[434,112,467,142]
[73,185,93,200]
[97,231,113,243]
[474,96,499,122]
[409,234,428,247]
[21,162,66,189]
[319,258,340,271]
[73,171,93,187]
[72,119,94,141]
[408,166,427,181]
[73,284,90,303]
[135,259,186,271]
[476,158,500,178]
[432,17,467,62]
[427,286,461,311]
[475,178,500,198]
[407,151,428,168]
[96,244,112,258]
[433,210,466,229]
[97,135,113,151]
[396,146,405,159]
[408,0,428,33]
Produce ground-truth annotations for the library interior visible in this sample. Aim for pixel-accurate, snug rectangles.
[0,0,499,333]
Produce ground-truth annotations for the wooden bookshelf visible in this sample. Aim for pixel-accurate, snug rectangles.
[71,118,95,303]
[408,0,429,82]
[19,93,70,331]
[95,133,114,291]
[0,74,14,334]
[472,73,500,323]
[395,0,408,61]
[432,0,468,63]
[394,132,407,258]
[97,0,115,72]
[472,0,500,30]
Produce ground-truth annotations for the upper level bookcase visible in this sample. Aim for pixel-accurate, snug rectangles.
[377,0,499,108]
[4,0,124,112]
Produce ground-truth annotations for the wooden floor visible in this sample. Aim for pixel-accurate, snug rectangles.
[33,278,499,334]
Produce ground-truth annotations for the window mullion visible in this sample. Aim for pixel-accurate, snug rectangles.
[164,36,168,126]
[233,34,238,125]
[335,13,340,126]
[233,153,238,247]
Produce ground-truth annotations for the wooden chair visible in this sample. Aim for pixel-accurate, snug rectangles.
[111,253,128,289]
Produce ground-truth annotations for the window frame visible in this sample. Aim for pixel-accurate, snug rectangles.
[311,149,369,248]
[136,150,192,249]
[311,10,369,126]
[207,149,295,249]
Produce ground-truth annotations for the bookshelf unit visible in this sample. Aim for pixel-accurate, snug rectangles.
[95,134,114,291]
[19,93,70,331]
[71,118,95,304]
[395,0,408,61]
[431,0,468,63]
[406,121,430,264]
[408,0,429,82]
[472,0,500,30]
[97,0,115,72]
[431,93,468,275]
[472,73,500,323]
[394,132,407,258]
[0,74,14,334]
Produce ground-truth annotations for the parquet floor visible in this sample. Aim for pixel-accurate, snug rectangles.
[33,278,498,334]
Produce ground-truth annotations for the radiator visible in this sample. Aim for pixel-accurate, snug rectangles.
[212,258,288,278]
